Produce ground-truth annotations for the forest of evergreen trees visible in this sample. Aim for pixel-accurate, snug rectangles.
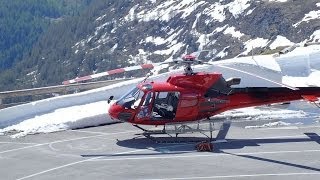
[0,0,138,91]
[0,0,92,90]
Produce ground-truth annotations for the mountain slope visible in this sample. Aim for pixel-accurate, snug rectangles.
[1,0,320,91]
[0,0,92,90]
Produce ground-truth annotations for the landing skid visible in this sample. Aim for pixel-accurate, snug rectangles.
[133,120,231,144]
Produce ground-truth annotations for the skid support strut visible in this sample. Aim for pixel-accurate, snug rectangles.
[313,102,320,108]
[132,120,230,144]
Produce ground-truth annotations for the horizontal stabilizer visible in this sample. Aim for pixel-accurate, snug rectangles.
[302,95,319,102]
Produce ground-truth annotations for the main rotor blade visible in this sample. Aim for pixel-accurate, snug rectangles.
[211,63,299,90]
[62,64,155,85]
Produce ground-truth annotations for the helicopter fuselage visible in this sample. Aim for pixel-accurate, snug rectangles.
[108,72,320,125]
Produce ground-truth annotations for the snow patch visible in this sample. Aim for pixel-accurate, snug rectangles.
[277,44,320,57]
[214,107,306,121]
[215,46,229,58]
[95,14,107,21]
[179,1,206,19]
[197,34,210,50]
[154,42,184,55]
[242,38,270,55]
[214,25,228,33]
[0,101,113,138]
[246,8,255,15]
[268,0,288,2]
[124,5,139,22]
[192,14,201,29]
[109,44,118,53]
[26,71,36,76]
[282,71,320,87]
[223,26,244,39]
[145,36,167,46]
[228,0,251,18]
[307,71,320,86]
[269,36,294,49]
[138,0,205,22]
[245,121,302,129]
[310,30,320,42]
[204,0,251,22]
[294,10,320,27]
[203,3,226,22]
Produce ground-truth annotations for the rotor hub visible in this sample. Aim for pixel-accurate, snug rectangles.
[182,54,197,75]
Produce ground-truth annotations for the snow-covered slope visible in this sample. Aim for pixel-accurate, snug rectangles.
[73,0,320,65]
[8,0,320,92]
[1,45,320,138]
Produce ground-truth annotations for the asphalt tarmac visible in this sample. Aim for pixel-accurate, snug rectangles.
[1,121,320,180]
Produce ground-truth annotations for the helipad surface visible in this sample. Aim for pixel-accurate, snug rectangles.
[1,122,320,180]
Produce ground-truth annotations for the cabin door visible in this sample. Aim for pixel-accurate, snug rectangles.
[152,91,180,120]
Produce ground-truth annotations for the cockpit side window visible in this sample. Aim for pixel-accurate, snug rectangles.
[152,91,180,120]
[158,92,168,99]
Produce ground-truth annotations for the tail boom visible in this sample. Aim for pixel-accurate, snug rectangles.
[227,87,320,110]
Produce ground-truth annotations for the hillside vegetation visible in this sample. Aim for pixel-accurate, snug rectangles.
[0,0,320,91]
[0,0,91,90]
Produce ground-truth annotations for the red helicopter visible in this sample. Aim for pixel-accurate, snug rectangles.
[63,54,320,138]
[107,55,320,126]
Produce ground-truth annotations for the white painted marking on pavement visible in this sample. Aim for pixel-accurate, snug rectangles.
[16,149,147,180]
[144,172,320,180]
[90,149,320,162]
[228,134,318,141]
[71,129,136,135]
[16,157,100,180]
[0,142,38,145]
[16,142,192,179]
[0,131,135,154]
[210,133,319,144]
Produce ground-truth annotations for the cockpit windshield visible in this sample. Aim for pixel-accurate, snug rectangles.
[116,87,144,109]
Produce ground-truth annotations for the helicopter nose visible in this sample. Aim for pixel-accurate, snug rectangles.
[108,103,134,122]
[108,103,122,120]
